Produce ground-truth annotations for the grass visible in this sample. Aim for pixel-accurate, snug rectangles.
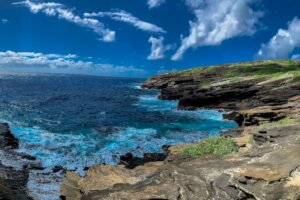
[224,70,238,78]
[177,60,299,78]
[182,136,238,157]
[292,75,300,83]
[165,60,300,88]
[200,80,211,88]
[257,118,297,131]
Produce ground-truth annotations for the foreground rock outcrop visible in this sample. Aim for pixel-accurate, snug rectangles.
[0,123,32,200]
[61,60,300,200]
[0,123,63,200]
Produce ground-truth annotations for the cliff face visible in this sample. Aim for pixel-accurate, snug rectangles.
[143,60,300,110]
[61,60,300,200]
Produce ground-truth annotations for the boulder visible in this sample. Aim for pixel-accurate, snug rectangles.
[0,123,19,149]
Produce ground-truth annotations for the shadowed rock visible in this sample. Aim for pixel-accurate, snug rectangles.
[0,123,19,149]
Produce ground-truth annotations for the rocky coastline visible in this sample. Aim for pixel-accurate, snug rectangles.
[0,123,66,200]
[1,60,300,199]
[61,60,300,199]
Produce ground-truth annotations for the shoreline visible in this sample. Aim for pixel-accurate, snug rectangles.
[61,61,300,199]
[1,60,300,199]
[0,98,235,200]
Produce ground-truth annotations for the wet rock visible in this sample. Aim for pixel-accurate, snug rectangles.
[52,165,65,173]
[162,144,172,152]
[0,123,19,149]
[20,153,36,161]
[26,164,45,170]
[0,164,32,200]
[119,152,168,169]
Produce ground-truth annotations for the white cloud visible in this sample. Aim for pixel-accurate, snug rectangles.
[147,36,171,60]
[172,0,262,60]
[256,18,300,60]
[0,51,146,76]
[13,0,115,42]
[147,0,166,9]
[1,19,8,24]
[84,10,166,33]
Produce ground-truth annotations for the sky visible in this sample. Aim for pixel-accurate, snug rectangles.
[0,0,300,77]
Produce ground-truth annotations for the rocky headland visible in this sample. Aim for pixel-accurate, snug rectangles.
[61,60,300,200]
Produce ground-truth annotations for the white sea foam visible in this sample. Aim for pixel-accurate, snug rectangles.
[137,94,224,121]
[10,125,176,170]
[136,95,177,111]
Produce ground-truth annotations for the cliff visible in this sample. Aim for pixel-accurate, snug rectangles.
[61,60,300,200]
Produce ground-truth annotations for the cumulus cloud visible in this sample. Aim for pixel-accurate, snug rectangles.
[147,36,171,60]
[84,10,165,33]
[0,51,146,76]
[172,0,262,61]
[1,19,8,24]
[13,0,115,42]
[256,18,300,60]
[147,0,166,9]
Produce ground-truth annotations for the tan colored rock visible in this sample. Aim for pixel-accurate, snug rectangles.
[78,165,140,192]
[61,161,165,199]
[60,172,82,200]
[168,143,194,154]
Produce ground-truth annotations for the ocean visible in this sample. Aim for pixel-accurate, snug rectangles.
[0,73,237,172]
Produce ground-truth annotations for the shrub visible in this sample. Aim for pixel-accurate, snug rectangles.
[182,136,238,157]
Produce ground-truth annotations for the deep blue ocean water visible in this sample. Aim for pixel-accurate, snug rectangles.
[0,73,237,172]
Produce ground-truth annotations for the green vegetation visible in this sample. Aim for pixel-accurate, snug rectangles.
[169,60,300,87]
[292,75,300,83]
[200,80,211,88]
[182,136,238,157]
[224,70,239,78]
[257,118,297,131]
[223,61,300,78]
[247,135,254,144]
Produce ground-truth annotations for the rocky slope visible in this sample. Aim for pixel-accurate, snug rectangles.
[61,60,300,200]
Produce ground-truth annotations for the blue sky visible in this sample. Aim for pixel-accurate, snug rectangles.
[0,0,300,77]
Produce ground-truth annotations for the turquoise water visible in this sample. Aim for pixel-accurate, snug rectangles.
[0,73,237,172]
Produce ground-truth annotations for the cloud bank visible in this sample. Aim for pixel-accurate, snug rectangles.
[84,10,165,33]
[256,17,300,60]
[172,0,262,60]
[13,0,115,42]
[0,51,146,76]
[147,36,171,60]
